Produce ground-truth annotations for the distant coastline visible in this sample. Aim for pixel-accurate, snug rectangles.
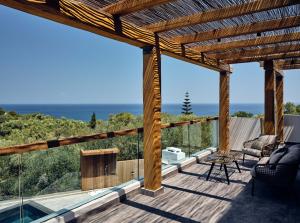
[0,104,264,121]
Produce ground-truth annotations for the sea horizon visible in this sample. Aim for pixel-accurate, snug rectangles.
[0,103,264,122]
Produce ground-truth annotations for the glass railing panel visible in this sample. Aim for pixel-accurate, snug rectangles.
[136,132,144,180]
[211,120,219,148]
[189,120,219,156]
[0,133,140,222]
[161,125,190,165]
[0,154,22,223]
[20,147,80,214]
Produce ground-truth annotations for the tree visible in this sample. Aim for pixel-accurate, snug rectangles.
[89,112,96,129]
[284,102,297,114]
[181,92,193,115]
[232,111,253,118]
[0,107,5,116]
[296,105,300,114]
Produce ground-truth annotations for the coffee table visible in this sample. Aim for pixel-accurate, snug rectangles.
[205,152,241,185]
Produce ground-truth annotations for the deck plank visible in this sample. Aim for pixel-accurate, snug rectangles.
[83,157,300,223]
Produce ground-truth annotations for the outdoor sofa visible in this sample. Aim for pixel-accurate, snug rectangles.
[250,144,300,195]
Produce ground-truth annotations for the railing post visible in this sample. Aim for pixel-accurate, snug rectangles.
[219,71,230,153]
[142,40,163,196]
[276,73,284,142]
[188,124,191,157]
[137,132,140,180]
[264,60,276,135]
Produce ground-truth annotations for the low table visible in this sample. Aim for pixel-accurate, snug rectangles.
[205,152,241,185]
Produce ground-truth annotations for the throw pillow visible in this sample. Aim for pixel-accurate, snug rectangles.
[251,140,265,150]
[269,147,288,169]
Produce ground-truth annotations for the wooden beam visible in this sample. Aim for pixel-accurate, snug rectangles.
[0,0,230,72]
[103,0,174,16]
[224,51,300,64]
[280,64,300,69]
[143,0,298,33]
[219,71,230,153]
[143,44,162,191]
[276,74,284,142]
[171,16,300,44]
[211,44,300,60]
[264,60,276,135]
[275,58,300,66]
[190,32,300,53]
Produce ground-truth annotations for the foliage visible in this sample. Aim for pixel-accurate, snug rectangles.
[232,111,254,118]
[0,108,216,200]
[89,112,97,129]
[0,108,5,116]
[284,102,300,115]
[181,92,193,115]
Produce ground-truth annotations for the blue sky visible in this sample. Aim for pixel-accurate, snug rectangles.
[0,5,299,104]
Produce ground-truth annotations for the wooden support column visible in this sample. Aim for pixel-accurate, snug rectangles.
[142,43,163,196]
[264,60,276,135]
[219,71,230,153]
[276,73,284,142]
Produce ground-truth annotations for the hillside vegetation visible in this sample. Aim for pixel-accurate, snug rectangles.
[0,108,215,200]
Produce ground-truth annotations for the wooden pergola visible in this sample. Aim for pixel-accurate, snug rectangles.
[1,0,299,195]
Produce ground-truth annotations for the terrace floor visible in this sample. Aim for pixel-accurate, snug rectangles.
[82,157,300,223]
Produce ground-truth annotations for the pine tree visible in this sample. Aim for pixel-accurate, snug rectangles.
[89,112,96,129]
[182,92,193,115]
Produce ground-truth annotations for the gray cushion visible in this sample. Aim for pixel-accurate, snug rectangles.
[278,145,300,165]
[258,157,270,165]
[259,135,277,145]
[242,147,262,157]
[269,147,288,169]
[251,140,265,150]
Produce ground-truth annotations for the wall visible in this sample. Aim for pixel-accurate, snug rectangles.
[229,117,262,151]
[283,115,300,143]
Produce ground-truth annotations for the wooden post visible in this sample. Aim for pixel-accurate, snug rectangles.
[276,73,284,142]
[264,60,276,135]
[142,43,163,196]
[219,71,230,153]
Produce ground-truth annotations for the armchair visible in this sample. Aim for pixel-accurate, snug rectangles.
[242,134,279,164]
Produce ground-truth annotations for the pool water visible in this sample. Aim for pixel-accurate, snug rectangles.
[0,203,51,223]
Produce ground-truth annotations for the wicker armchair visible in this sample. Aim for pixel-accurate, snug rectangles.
[250,144,300,196]
[242,135,279,164]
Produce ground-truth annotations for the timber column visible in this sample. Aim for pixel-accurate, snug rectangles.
[142,43,163,197]
[219,71,230,153]
[276,73,284,142]
[264,60,276,135]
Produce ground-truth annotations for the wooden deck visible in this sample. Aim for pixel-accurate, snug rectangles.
[82,157,300,223]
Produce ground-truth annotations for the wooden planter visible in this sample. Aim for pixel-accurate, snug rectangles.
[80,148,119,191]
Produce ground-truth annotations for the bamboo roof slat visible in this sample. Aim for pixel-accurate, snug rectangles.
[142,0,299,33]
[171,16,300,44]
[210,43,300,60]
[59,0,230,71]
[224,51,300,64]
[2,0,300,69]
[189,32,300,53]
[103,0,174,16]
[0,0,230,72]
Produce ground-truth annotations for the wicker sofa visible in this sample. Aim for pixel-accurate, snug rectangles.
[242,134,279,163]
[250,144,300,195]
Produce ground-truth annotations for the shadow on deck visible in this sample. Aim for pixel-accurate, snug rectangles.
[81,157,300,223]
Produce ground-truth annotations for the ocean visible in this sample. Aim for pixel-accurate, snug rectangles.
[0,104,263,122]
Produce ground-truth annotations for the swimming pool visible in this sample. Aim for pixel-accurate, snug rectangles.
[0,202,52,223]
